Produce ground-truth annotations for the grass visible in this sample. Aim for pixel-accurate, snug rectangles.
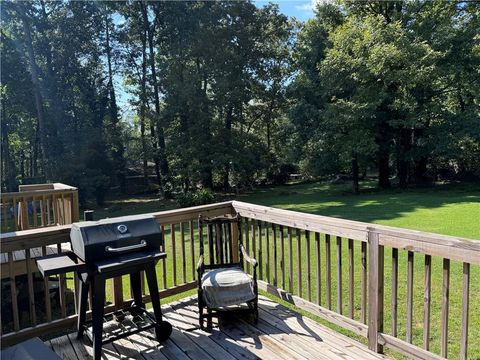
[88,180,480,359]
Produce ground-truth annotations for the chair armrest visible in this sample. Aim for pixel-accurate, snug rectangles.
[197,254,204,272]
[240,244,257,268]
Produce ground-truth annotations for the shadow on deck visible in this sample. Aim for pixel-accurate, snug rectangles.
[46,296,390,360]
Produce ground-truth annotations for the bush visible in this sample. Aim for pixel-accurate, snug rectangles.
[176,188,216,208]
[267,163,297,185]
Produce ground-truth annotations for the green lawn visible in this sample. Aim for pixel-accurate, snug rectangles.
[238,180,480,240]
[91,180,479,359]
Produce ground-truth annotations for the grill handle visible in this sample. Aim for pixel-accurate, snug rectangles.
[105,239,147,253]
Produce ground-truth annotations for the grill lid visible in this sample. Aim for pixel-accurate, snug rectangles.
[70,215,162,263]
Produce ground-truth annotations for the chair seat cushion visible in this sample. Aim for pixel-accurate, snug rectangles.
[201,267,256,308]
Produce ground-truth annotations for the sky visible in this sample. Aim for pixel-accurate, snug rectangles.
[254,0,318,22]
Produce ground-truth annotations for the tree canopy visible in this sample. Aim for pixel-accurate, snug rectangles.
[1,0,478,201]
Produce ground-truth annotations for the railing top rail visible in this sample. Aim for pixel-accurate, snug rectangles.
[232,200,480,264]
[0,201,235,252]
[232,200,370,241]
[1,200,478,263]
[1,183,78,198]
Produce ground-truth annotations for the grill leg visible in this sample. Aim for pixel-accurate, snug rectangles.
[77,280,89,339]
[145,263,172,341]
[92,276,106,360]
[130,271,143,308]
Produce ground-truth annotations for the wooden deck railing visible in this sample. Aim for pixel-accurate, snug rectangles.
[0,200,478,360]
[232,200,479,360]
[0,201,234,347]
[0,183,79,232]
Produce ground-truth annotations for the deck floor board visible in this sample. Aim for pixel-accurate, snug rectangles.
[46,296,390,360]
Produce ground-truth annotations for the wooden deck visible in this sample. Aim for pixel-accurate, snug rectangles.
[45,296,390,360]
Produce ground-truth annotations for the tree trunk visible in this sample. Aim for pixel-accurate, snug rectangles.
[266,95,275,152]
[223,106,234,191]
[105,10,126,194]
[140,22,149,188]
[352,155,359,194]
[1,111,17,191]
[412,128,429,184]
[199,64,213,189]
[414,157,429,184]
[397,128,410,188]
[39,0,63,160]
[18,3,50,179]
[376,121,391,189]
[378,151,390,189]
[141,1,171,198]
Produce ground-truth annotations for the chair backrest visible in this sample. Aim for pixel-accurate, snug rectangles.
[199,214,242,267]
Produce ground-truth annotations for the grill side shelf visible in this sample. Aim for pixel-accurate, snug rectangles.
[36,251,87,277]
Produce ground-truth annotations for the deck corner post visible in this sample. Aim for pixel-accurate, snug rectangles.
[367,228,384,353]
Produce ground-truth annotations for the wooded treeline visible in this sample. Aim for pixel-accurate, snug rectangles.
[1,1,479,202]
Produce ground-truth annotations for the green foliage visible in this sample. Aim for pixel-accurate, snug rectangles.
[176,188,216,208]
[2,0,478,200]
[289,0,480,191]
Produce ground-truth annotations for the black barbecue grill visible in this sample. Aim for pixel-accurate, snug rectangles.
[36,215,172,360]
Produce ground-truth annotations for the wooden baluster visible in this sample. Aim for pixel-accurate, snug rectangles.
[265,222,270,283]
[392,248,398,337]
[296,228,302,297]
[161,225,167,289]
[272,224,277,287]
[441,258,450,357]
[251,220,256,275]
[33,195,38,227]
[41,194,46,226]
[2,199,7,231]
[60,193,66,224]
[190,220,195,280]
[25,248,37,325]
[348,238,354,319]
[21,197,29,230]
[73,272,80,314]
[113,277,123,310]
[361,241,367,324]
[245,219,250,273]
[315,232,321,306]
[423,254,431,350]
[46,196,51,225]
[141,271,145,295]
[280,226,285,290]
[42,246,52,322]
[8,252,20,331]
[52,195,58,225]
[336,236,342,314]
[306,230,311,302]
[180,222,186,284]
[367,230,384,353]
[13,196,18,231]
[406,251,414,344]
[460,262,470,360]
[57,244,67,319]
[65,193,72,224]
[288,227,293,294]
[258,221,263,280]
[72,191,79,222]
[325,234,332,310]
[171,224,177,287]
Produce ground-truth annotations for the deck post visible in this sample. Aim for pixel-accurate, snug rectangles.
[368,229,384,353]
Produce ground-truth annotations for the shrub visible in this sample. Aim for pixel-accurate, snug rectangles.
[176,189,216,208]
